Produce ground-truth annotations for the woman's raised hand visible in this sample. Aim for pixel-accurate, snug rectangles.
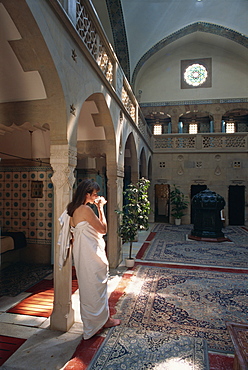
[95,196,107,206]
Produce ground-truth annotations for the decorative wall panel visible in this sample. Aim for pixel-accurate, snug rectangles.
[0,167,53,245]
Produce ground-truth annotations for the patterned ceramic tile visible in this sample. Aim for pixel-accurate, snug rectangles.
[0,167,53,244]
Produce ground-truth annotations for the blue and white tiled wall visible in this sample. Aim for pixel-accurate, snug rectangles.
[0,166,53,245]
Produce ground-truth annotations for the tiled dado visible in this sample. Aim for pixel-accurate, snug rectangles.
[0,167,53,244]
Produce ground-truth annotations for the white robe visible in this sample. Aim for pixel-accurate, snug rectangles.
[71,221,109,340]
[58,210,71,270]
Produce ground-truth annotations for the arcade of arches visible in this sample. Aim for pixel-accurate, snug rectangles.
[0,0,247,332]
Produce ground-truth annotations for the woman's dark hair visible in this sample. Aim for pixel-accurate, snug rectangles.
[67,179,100,217]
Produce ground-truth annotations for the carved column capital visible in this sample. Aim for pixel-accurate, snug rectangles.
[50,144,77,189]
[51,164,75,189]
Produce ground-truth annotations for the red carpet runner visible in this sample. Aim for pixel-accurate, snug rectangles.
[7,272,78,317]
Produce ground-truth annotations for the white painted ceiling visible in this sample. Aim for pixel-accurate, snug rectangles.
[92,0,248,77]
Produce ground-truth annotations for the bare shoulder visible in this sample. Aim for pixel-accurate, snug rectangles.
[81,204,95,216]
[73,204,94,223]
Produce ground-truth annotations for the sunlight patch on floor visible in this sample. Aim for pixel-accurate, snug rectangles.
[154,357,197,370]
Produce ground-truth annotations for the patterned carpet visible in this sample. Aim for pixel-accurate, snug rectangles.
[88,326,209,370]
[116,265,248,353]
[141,225,248,268]
[0,262,53,296]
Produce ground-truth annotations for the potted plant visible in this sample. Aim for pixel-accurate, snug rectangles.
[116,178,151,267]
[170,185,188,225]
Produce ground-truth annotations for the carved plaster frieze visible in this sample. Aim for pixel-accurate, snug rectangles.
[51,145,77,167]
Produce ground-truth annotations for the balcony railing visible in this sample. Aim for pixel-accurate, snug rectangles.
[75,0,114,85]
[153,133,248,151]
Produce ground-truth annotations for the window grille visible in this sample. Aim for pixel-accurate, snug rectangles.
[154,124,162,135]
[226,122,235,133]
[189,123,198,134]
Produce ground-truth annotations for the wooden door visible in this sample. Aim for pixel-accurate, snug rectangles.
[228,185,245,225]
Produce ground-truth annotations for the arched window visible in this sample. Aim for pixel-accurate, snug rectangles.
[222,111,248,133]
[179,114,212,134]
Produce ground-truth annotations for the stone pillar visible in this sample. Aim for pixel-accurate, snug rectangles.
[170,115,179,133]
[106,164,123,268]
[212,113,223,133]
[50,144,77,332]
[131,160,139,184]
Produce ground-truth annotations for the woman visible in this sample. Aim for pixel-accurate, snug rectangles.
[67,179,120,340]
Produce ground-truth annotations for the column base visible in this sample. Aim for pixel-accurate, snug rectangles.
[50,304,74,332]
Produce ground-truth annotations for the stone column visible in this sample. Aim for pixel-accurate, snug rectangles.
[131,160,139,184]
[212,113,223,133]
[50,144,77,332]
[170,114,179,133]
[106,164,124,268]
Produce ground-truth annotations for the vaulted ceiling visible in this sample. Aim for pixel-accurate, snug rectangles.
[91,0,248,83]
[0,0,247,136]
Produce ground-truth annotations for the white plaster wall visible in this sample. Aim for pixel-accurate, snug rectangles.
[0,130,50,159]
[77,101,106,141]
[152,151,248,224]
[122,0,248,75]
[136,38,248,103]
[0,3,47,103]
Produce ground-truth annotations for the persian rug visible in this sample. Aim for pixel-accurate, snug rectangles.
[88,326,209,370]
[142,226,248,268]
[0,262,53,296]
[151,223,192,237]
[117,265,248,353]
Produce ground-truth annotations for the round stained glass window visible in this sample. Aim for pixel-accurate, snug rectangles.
[184,63,208,86]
